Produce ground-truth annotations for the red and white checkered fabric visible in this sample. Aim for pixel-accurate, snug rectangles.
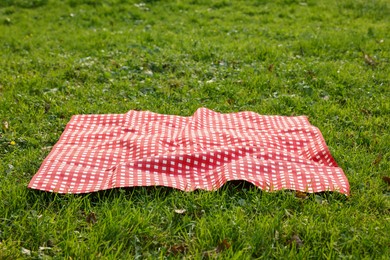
[28,108,349,195]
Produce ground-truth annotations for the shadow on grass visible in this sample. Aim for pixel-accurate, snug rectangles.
[0,0,48,8]
[25,180,348,210]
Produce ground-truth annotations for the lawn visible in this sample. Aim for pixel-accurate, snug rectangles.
[0,0,389,258]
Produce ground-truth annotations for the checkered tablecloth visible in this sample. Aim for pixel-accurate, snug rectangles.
[28,108,349,195]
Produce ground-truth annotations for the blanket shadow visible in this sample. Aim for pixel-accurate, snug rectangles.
[26,180,347,207]
[25,180,258,204]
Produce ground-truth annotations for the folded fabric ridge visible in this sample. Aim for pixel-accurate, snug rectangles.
[28,108,349,195]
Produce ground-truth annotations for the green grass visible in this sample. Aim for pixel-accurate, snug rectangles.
[1,0,389,258]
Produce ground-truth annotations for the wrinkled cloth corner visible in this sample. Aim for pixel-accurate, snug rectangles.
[28,108,350,195]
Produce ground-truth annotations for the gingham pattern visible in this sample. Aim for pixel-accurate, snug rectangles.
[28,108,349,195]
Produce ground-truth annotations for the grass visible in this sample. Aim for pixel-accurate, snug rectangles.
[0,0,389,258]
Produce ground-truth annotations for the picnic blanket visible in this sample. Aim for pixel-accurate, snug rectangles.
[28,108,349,195]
